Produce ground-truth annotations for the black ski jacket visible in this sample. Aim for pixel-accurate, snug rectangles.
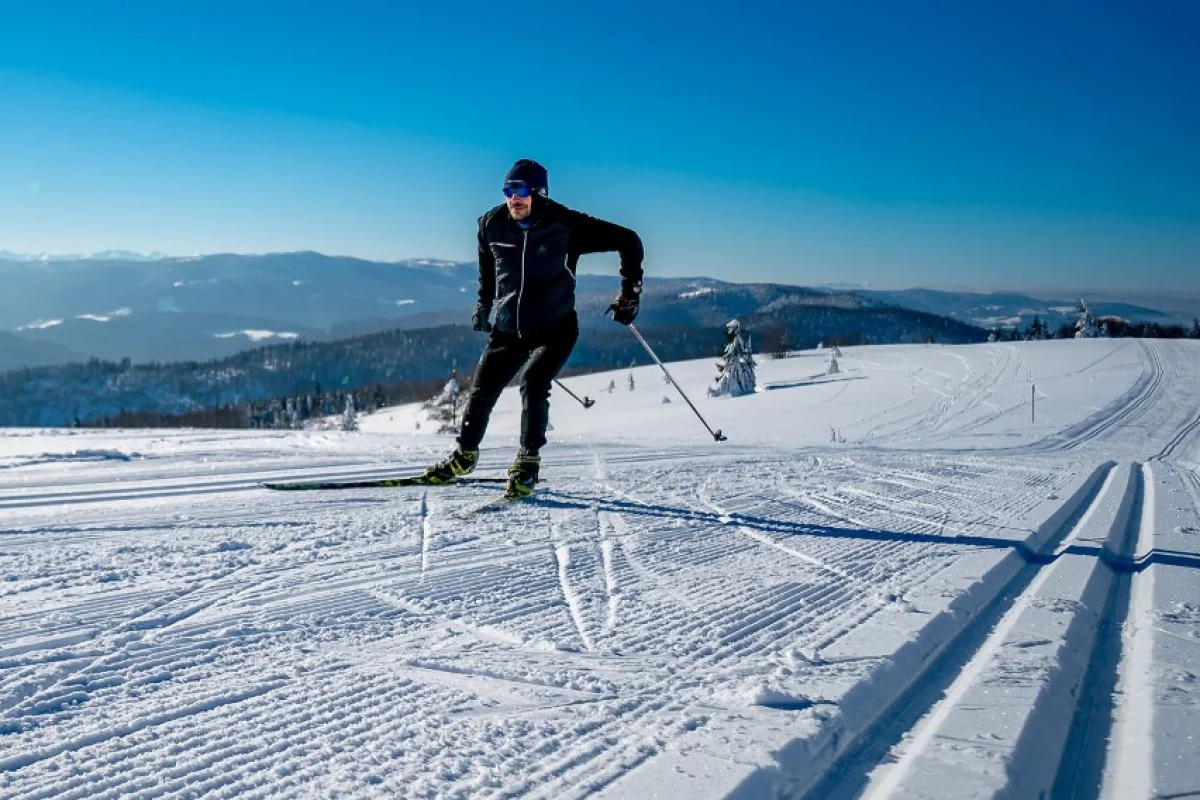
[477,198,643,337]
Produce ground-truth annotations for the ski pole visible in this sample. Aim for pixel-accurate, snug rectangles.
[553,379,595,409]
[626,324,726,442]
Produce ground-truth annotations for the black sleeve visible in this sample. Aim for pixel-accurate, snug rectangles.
[563,208,644,290]
[477,215,495,309]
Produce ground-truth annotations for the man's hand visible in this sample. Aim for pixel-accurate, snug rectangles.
[607,283,641,326]
[472,304,493,333]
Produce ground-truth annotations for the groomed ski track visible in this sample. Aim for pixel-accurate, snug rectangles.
[1,339,1198,798]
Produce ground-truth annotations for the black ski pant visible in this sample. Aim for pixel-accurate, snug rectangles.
[457,312,579,454]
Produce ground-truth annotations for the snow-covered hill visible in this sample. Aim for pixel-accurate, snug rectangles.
[1,339,1198,798]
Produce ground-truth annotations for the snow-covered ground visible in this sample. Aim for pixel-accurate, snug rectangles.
[1,339,1198,798]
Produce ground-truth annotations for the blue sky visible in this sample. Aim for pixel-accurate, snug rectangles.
[1,0,1196,291]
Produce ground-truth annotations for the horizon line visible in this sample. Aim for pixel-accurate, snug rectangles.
[1,247,1197,298]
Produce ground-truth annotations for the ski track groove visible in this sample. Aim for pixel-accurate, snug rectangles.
[1029,341,1164,454]
[0,461,439,511]
[1103,462,1157,799]
[553,536,595,653]
[1158,407,1200,460]
[816,461,1128,800]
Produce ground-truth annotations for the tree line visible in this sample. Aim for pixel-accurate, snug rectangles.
[988,305,1200,342]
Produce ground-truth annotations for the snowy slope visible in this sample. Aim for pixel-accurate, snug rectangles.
[1,339,1198,798]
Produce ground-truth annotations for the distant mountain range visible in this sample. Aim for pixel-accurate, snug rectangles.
[0,249,172,263]
[855,288,1197,333]
[0,252,481,366]
[0,250,1195,371]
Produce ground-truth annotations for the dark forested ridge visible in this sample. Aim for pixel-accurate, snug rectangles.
[0,283,987,427]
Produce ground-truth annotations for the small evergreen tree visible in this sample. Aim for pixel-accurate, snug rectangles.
[341,393,358,432]
[709,319,757,398]
[1075,299,1099,338]
[423,369,462,434]
[1191,317,1200,339]
[1026,316,1046,340]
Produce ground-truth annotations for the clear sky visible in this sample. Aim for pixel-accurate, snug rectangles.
[1,0,1196,292]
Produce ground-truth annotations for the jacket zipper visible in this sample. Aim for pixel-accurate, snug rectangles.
[517,229,528,336]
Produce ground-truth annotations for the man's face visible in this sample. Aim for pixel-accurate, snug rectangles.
[504,182,533,220]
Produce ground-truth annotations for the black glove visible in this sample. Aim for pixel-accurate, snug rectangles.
[607,283,641,326]
[472,304,493,333]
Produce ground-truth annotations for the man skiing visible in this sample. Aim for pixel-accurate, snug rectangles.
[423,159,644,498]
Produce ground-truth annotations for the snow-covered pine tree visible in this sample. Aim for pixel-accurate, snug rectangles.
[1191,317,1200,339]
[341,394,358,432]
[1074,299,1099,338]
[423,369,463,434]
[1027,316,1046,340]
[709,319,757,397]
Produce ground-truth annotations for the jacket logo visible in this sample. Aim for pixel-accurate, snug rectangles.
[490,242,517,248]
[537,245,548,255]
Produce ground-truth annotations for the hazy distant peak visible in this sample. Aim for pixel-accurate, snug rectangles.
[395,258,470,270]
[85,250,171,261]
[0,249,170,262]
